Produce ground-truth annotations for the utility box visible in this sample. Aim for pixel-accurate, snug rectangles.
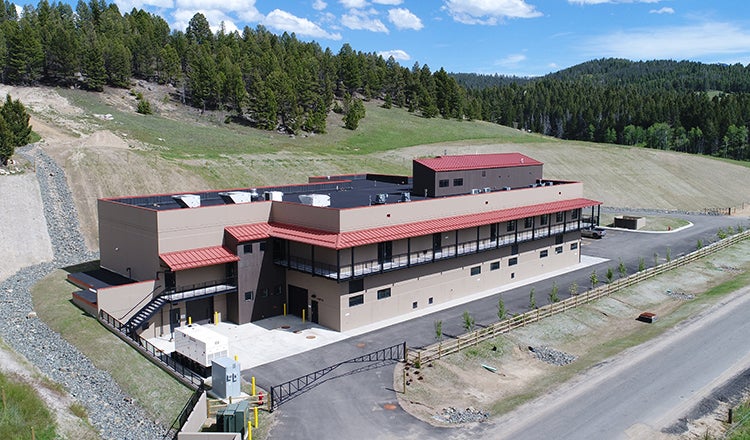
[216,401,249,437]
[174,325,229,368]
[212,357,241,399]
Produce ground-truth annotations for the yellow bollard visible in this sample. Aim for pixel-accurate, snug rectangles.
[234,354,238,362]
[188,316,192,325]
[254,406,259,428]
[283,303,287,316]
[248,421,252,440]
[302,309,305,323]
[214,311,219,325]
[251,376,256,396]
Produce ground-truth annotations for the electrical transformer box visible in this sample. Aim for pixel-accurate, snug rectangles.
[174,325,228,367]
[212,357,241,399]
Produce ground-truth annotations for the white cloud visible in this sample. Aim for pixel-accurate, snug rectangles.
[373,0,403,4]
[378,49,411,61]
[495,53,527,67]
[339,0,368,8]
[584,22,750,61]
[115,0,175,9]
[263,9,342,39]
[342,9,389,33]
[649,7,674,14]
[313,0,327,11]
[388,8,423,30]
[568,0,661,4]
[443,0,542,25]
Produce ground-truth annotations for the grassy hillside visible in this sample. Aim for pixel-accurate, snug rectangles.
[17,84,750,249]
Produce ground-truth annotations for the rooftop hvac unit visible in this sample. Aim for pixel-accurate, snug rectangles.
[172,194,201,208]
[470,188,482,194]
[263,191,284,201]
[174,325,229,368]
[400,192,411,202]
[373,193,388,204]
[218,191,253,204]
[502,186,511,191]
[249,188,260,200]
[298,194,331,207]
[483,187,492,193]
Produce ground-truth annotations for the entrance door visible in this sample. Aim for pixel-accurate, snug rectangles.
[164,271,176,292]
[169,308,180,332]
[287,285,308,318]
[186,297,213,325]
[311,300,319,324]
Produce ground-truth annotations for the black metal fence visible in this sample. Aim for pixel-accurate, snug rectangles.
[269,342,406,412]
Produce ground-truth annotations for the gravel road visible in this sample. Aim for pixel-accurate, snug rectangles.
[0,144,165,439]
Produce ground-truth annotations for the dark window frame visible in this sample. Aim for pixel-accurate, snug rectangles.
[377,288,392,300]
[509,257,518,266]
[540,250,548,258]
[490,261,500,271]
[439,179,449,188]
[453,178,464,187]
[470,266,481,276]
[349,294,364,307]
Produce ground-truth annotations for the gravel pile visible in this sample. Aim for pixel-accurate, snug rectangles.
[433,406,489,424]
[0,144,165,440]
[528,346,577,366]
[665,289,695,301]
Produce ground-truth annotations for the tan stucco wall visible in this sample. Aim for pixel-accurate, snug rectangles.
[97,280,160,322]
[98,200,159,281]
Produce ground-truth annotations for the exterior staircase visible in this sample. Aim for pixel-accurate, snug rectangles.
[124,295,168,335]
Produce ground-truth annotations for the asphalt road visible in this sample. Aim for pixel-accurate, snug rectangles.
[249,212,747,440]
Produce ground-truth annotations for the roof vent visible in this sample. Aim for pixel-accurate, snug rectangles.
[263,191,284,201]
[218,191,253,204]
[483,187,492,193]
[470,188,482,194]
[298,194,331,207]
[172,194,201,208]
[373,194,388,204]
[400,192,411,202]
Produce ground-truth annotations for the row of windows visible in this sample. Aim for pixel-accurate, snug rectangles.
[244,285,283,301]
[438,178,464,188]
[349,288,432,308]
[243,242,267,254]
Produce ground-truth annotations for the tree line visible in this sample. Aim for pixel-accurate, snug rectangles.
[0,1,748,161]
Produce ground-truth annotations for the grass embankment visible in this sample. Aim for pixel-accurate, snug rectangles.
[401,239,750,424]
[31,268,193,427]
[0,371,56,440]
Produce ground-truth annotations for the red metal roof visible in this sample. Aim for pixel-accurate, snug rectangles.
[227,197,598,250]
[414,153,542,172]
[160,245,239,271]
[224,223,271,243]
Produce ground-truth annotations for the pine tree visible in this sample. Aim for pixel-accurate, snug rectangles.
[1,95,32,148]
[343,95,365,130]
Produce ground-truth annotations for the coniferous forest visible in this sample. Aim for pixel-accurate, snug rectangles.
[1,1,749,161]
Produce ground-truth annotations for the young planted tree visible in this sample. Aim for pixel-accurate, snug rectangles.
[590,270,599,289]
[529,287,536,309]
[618,258,627,278]
[462,311,475,332]
[666,247,672,262]
[638,257,646,272]
[653,252,659,267]
[569,281,578,297]
[696,239,703,250]
[434,320,443,341]
[549,281,559,303]
[606,267,614,284]
[497,296,506,321]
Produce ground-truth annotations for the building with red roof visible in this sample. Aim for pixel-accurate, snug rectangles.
[79,153,600,336]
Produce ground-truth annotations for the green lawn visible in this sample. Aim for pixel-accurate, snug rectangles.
[0,369,56,440]
[31,269,192,428]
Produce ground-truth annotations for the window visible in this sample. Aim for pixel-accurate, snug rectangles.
[243,243,253,254]
[481,170,486,177]
[244,291,253,301]
[428,297,434,304]
[349,279,364,293]
[378,241,393,264]
[556,212,564,222]
[511,244,519,255]
[571,209,579,220]
[490,261,500,271]
[555,246,563,254]
[540,250,548,258]
[412,301,418,309]
[453,178,464,186]
[432,233,442,252]
[490,223,498,241]
[524,217,533,229]
[259,241,266,251]
[540,214,548,225]
[439,179,449,188]
[470,266,481,276]
[377,288,391,300]
[507,220,516,232]
[349,294,364,307]
[511,272,515,279]
[555,234,564,245]
[509,257,518,266]
[570,242,578,250]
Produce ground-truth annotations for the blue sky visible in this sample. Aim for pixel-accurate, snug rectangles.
[45,0,750,76]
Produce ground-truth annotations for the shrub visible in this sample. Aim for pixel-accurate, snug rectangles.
[462,311,475,331]
[137,99,153,115]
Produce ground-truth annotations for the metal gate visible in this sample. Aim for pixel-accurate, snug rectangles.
[269,342,406,412]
